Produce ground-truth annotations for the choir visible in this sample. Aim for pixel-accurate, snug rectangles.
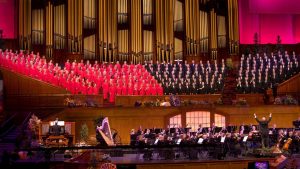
[144,59,226,95]
[0,49,163,103]
[1,48,300,103]
[237,51,300,93]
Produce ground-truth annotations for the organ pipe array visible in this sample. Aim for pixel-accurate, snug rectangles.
[54,4,66,50]
[143,0,152,25]
[210,9,218,60]
[143,30,153,61]
[18,0,31,50]
[118,0,128,24]
[46,1,53,57]
[131,0,143,64]
[217,16,227,48]
[84,0,96,29]
[156,0,174,63]
[32,9,44,45]
[228,0,239,54]
[17,0,238,62]
[68,0,83,53]
[185,0,209,56]
[98,0,118,62]
[84,0,96,59]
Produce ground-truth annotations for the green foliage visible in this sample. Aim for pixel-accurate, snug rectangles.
[80,123,89,143]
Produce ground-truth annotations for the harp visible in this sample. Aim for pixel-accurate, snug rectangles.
[96,117,115,146]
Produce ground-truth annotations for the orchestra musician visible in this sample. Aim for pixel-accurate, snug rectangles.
[129,120,300,158]
[254,113,272,148]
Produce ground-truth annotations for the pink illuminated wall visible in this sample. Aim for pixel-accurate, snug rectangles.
[0,0,16,39]
[239,0,300,44]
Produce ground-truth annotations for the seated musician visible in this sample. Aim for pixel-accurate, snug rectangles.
[52,117,61,136]
[251,125,258,133]
[293,117,300,129]
[197,124,204,134]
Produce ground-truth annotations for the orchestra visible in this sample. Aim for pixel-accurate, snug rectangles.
[130,123,300,157]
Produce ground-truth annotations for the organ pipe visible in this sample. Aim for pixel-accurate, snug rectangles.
[118,30,129,62]
[143,0,152,25]
[68,0,83,53]
[156,0,174,62]
[185,0,209,56]
[46,1,53,57]
[143,30,153,61]
[210,9,217,60]
[131,0,143,64]
[54,4,66,50]
[228,0,239,54]
[19,0,31,50]
[118,0,128,24]
[217,16,226,48]
[199,11,208,53]
[83,0,96,59]
[98,0,117,63]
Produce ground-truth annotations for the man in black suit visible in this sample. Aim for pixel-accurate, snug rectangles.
[52,118,61,136]
[254,113,272,148]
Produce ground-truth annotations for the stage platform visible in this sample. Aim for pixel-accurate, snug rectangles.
[43,105,300,145]
[62,147,278,169]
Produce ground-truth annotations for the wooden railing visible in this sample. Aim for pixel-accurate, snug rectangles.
[267,73,300,101]
[115,94,264,107]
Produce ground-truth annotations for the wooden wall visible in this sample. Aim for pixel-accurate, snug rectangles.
[43,105,300,145]
[276,73,300,96]
[0,67,69,95]
[267,72,300,101]
[115,93,264,107]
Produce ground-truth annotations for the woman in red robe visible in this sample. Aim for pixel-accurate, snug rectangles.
[109,84,116,103]
[102,80,109,100]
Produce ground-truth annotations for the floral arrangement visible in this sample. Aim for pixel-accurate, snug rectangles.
[235,98,248,106]
[138,96,211,107]
[214,98,224,105]
[170,94,181,107]
[274,95,298,105]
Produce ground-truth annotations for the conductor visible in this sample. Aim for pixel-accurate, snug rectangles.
[254,113,272,148]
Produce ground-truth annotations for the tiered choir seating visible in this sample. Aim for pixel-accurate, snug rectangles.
[237,51,300,93]
[1,48,299,104]
[144,60,226,95]
[0,49,163,103]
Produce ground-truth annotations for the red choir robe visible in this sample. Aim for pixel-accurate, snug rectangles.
[127,86,133,95]
[150,86,157,95]
[116,86,122,95]
[139,87,145,95]
[121,85,127,95]
[133,87,139,95]
[157,86,163,96]
[109,85,116,103]
[102,82,109,100]
[87,86,94,95]
[65,62,71,71]
[144,87,151,95]
[92,85,99,95]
